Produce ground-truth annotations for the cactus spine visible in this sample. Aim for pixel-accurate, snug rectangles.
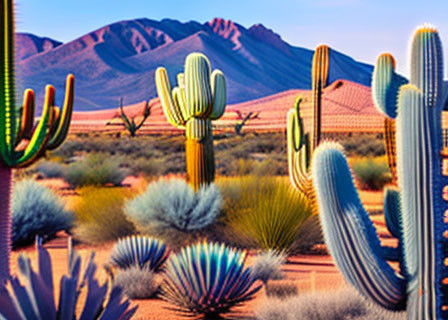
[155,53,226,190]
[287,45,329,196]
[313,26,448,319]
[0,0,74,283]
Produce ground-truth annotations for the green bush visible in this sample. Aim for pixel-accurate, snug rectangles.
[34,160,64,179]
[351,157,391,190]
[64,154,128,187]
[72,187,135,244]
[221,177,318,252]
[12,180,73,247]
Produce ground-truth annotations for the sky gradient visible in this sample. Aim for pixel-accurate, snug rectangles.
[15,0,448,76]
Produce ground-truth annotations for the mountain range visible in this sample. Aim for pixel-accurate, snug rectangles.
[16,17,374,112]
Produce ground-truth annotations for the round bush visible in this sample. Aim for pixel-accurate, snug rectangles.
[125,179,222,233]
[12,180,73,247]
[114,266,159,299]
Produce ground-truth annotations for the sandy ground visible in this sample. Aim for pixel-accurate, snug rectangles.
[10,188,387,319]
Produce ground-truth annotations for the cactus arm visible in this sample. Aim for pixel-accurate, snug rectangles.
[209,70,226,120]
[380,246,399,261]
[383,187,402,239]
[0,0,17,165]
[13,85,55,167]
[15,89,35,144]
[372,53,408,119]
[155,67,186,128]
[184,53,212,118]
[312,143,406,310]
[311,45,329,148]
[46,74,74,150]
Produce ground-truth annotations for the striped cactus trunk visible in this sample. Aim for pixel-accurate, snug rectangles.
[155,53,226,190]
[0,167,12,283]
[313,25,448,319]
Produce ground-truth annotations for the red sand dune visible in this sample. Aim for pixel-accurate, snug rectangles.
[70,79,386,134]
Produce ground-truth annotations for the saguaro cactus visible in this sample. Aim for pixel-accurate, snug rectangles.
[287,45,329,196]
[0,0,74,283]
[155,53,226,190]
[313,26,448,319]
[372,50,408,182]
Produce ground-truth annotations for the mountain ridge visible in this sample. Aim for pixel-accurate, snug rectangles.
[15,17,373,112]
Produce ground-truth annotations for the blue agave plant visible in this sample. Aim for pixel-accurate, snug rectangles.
[110,235,168,272]
[161,242,261,319]
[0,238,137,319]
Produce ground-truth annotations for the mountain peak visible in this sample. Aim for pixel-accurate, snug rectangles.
[248,23,290,53]
[207,18,243,49]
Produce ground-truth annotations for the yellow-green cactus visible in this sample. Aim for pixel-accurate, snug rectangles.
[155,53,226,190]
[287,45,330,197]
[0,0,74,283]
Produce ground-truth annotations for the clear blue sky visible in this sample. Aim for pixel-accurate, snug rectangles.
[15,0,448,76]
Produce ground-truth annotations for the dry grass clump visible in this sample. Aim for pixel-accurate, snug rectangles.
[255,287,406,320]
[72,186,135,244]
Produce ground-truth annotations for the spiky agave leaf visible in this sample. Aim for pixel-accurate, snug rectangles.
[110,235,169,272]
[161,242,261,318]
[0,238,138,319]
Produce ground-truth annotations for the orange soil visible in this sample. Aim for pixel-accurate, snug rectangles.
[10,188,385,319]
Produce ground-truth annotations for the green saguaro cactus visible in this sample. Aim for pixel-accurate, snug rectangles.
[313,25,448,319]
[287,45,329,197]
[155,53,226,190]
[0,0,74,283]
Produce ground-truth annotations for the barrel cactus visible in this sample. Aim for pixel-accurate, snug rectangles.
[313,25,448,319]
[0,0,74,283]
[155,53,226,190]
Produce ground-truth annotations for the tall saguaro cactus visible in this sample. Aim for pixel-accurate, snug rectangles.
[155,53,226,190]
[313,26,448,319]
[0,0,74,283]
[287,45,330,196]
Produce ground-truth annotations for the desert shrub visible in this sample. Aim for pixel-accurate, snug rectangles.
[255,287,405,320]
[342,135,385,157]
[34,160,64,178]
[110,236,168,271]
[161,242,261,319]
[252,250,286,285]
[72,187,135,244]
[12,180,73,247]
[351,157,391,190]
[114,266,159,299]
[265,281,298,298]
[64,154,128,187]
[221,177,315,251]
[125,179,222,242]
[127,156,166,177]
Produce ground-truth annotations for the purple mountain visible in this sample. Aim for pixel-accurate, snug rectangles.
[16,18,373,111]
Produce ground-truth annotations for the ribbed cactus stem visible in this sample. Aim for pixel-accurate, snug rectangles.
[312,143,406,310]
[0,0,74,280]
[186,119,215,190]
[0,166,11,283]
[311,45,329,148]
[155,53,226,189]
